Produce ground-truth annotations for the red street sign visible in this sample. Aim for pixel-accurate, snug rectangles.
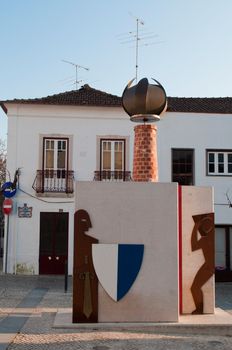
[3,198,13,215]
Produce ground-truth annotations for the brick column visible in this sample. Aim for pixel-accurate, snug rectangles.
[133,124,158,182]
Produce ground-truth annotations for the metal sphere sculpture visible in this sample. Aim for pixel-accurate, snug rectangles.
[122,77,167,122]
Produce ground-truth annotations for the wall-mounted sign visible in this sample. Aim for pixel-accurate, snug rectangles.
[3,198,13,215]
[2,182,17,198]
[18,203,32,218]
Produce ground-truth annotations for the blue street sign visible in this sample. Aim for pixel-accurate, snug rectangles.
[2,182,17,198]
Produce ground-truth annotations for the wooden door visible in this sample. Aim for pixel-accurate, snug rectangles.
[39,212,68,274]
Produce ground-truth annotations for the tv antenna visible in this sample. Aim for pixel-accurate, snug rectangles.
[62,60,89,90]
[134,16,144,82]
[118,14,163,82]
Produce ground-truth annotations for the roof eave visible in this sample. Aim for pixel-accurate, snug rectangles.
[0,101,122,109]
[0,102,7,114]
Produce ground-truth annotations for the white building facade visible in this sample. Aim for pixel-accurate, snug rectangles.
[1,86,232,281]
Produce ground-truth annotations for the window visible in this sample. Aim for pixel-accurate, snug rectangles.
[33,136,74,194]
[101,140,124,173]
[44,138,68,178]
[172,149,194,185]
[94,138,131,181]
[207,150,232,175]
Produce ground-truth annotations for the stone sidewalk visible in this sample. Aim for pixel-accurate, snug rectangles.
[0,275,232,349]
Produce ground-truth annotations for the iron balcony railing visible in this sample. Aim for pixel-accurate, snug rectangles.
[94,170,132,182]
[32,170,74,193]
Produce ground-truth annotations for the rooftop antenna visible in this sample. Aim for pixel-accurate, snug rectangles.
[118,14,163,82]
[134,16,144,82]
[118,15,144,83]
[62,60,89,90]
[119,14,145,82]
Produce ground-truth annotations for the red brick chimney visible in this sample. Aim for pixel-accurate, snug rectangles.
[133,124,158,182]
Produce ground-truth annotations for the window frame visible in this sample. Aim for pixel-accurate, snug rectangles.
[206,149,232,176]
[171,148,195,186]
[34,135,73,196]
[100,138,126,173]
[96,136,130,172]
[42,137,69,173]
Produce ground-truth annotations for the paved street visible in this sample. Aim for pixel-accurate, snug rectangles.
[0,275,232,349]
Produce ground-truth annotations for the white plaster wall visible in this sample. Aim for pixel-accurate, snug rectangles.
[157,112,232,225]
[75,182,179,322]
[5,104,134,274]
[6,104,134,183]
[5,192,75,274]
[181,186,214,314]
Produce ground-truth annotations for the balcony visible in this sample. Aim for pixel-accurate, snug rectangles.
[94,170,132,182]
[32,170,74,193]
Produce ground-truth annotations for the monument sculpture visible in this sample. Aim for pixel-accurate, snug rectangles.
[72,76,215,323]
[122,77,167,122]
[122,77,167,182]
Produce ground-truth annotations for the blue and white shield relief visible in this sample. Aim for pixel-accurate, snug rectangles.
[92,244,144,302]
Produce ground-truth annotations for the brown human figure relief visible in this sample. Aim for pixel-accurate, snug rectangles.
[190,213,215,314]
[73,209,98,323]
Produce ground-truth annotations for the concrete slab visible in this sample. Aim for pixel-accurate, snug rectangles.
[53,307,232,336]
[76,182,179,322]
[17,287,48,308]
[179,308,232,324]
[0,288,48,350]
[0,333,17,350]
[0,314,29,350]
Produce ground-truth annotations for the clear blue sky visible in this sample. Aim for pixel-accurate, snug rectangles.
[1,0,232,140]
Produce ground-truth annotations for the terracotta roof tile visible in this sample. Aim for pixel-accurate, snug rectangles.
[167,97,232,114]
[2,85,232,114]
[1,85,121,108]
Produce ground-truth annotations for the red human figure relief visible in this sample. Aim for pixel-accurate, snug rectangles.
[190,213,215,314]
[72,209,98,323]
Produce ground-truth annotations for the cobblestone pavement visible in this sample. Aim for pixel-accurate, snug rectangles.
[1,275,232,350]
